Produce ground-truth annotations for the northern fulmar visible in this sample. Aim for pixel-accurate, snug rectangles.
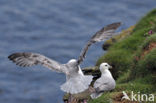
[8,22,121,94]
[91,63,116,99]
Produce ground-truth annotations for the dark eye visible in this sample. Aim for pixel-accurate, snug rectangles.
[105,65,108,66]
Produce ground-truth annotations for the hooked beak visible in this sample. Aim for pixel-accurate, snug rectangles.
[109,65,113,69]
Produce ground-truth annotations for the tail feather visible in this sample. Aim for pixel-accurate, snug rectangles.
[61,75,93,94]
[90,92,103,99]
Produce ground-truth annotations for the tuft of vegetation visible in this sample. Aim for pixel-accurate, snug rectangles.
[89,9,156,103]
[102,26,135,50]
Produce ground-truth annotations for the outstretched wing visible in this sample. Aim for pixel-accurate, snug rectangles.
[77,22,121,64]
[8,52,67,73]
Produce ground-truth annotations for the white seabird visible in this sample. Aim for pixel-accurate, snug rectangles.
[91,63,116,99]
[8,22,121,94]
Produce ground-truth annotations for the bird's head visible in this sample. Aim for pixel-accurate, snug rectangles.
[99,63,112,73]
[67,59,78,66]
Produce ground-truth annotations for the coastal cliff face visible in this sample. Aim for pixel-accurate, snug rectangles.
[89,9,156,103]
[63,9,156,103]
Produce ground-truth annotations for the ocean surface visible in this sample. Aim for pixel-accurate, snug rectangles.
[0,0,156,103]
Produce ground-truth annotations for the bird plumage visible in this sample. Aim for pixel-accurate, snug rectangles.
[8,22,121,94]
[91,63,116,99]
[77,22,121,64]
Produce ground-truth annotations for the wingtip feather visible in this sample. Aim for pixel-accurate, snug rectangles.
[8,53,21,60]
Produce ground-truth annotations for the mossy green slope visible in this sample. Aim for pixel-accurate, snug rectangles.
[89,9,156,103]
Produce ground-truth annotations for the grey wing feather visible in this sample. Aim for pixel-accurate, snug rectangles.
[8,52,67,73]
[95,84,109,93]
[94,78,105,88]
[94,80,108,93]
[77,22,121,64]
[94,77,115,92]
[77,41,92,64]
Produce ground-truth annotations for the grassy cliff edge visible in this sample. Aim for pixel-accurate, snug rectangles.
[89,9,156,103]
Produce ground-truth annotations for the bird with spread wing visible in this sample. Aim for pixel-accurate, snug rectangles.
[8,22,121,94]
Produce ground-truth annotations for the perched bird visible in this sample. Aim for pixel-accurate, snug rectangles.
[90,63,116,99]
[8,22,121,94]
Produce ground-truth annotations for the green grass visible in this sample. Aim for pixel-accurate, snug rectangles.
[102,26,135,50]
[116,69,131,83]
[89,82,156,103]
[129,34,156,84]
[89,92,114,103]
[89,9,156,103]
[96,8,156,78]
